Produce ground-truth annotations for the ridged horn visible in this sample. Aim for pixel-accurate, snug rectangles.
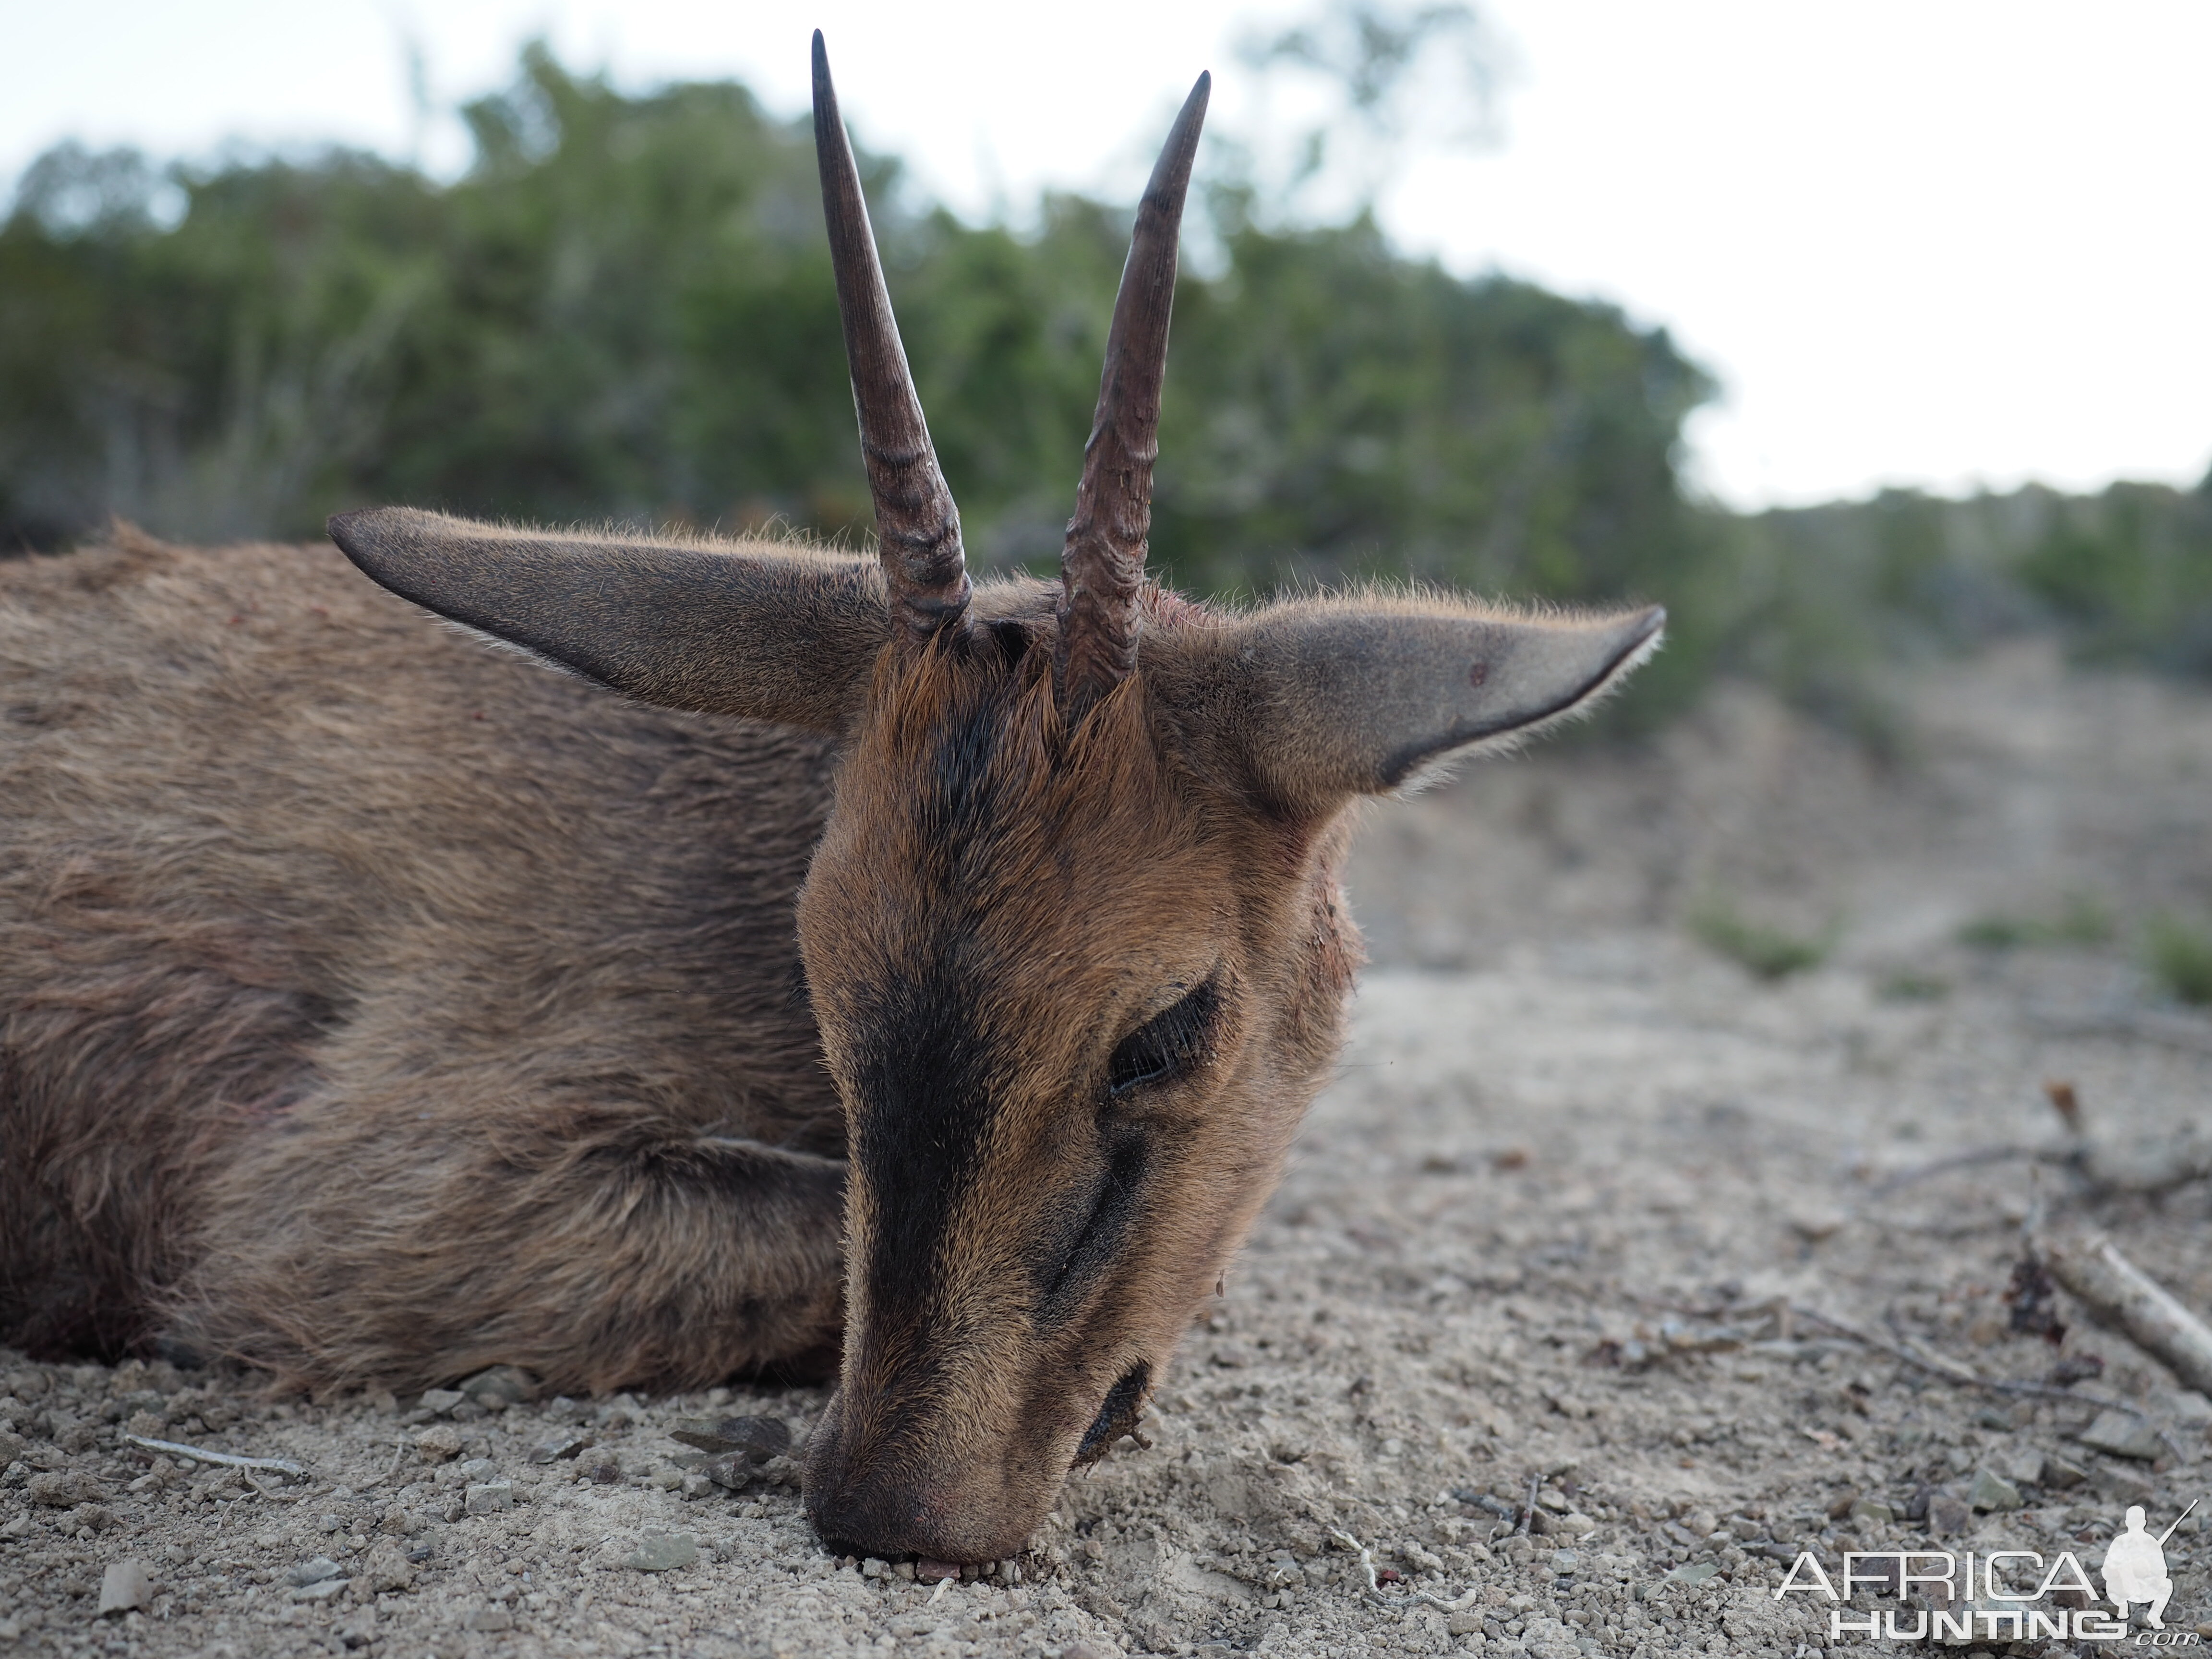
[1056,71,1211,714]
[812,31,969,642]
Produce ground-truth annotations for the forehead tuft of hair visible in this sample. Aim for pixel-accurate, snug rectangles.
[862,625,1171,853]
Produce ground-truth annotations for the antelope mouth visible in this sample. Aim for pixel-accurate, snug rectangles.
[1071,1360,1151,1468]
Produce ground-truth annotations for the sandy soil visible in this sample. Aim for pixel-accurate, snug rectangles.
[5,642,2211,1659]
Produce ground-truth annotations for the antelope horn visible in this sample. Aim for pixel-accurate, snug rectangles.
[1057,71,1211,714]
[812,31,969,642]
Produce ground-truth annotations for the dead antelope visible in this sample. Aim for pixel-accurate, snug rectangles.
[0,37,1660,1563]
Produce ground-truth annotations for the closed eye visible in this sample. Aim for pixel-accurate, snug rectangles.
[1107,979,1219,1096]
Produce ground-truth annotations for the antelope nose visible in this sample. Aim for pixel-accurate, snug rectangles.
[802,1404,931,1557]
[805,1467,950,1560]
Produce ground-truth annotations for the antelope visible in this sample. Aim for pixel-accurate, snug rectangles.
[0,37,1662,1563]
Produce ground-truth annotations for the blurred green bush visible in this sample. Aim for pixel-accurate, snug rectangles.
[4,48,2209,736]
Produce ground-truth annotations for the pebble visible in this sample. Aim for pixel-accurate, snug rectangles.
[1969,1468,2023,1512]
[457,1366,540,1408]
[669,1415,791,1458]
[623,1531,699,1573]
[96,1561,152,1617]
[914,1558,961,1582]
[464,1481,516,1515]
[289,1578,349,1604]
[2078,1410,2164,1461]
[1928,1493,1972,1537]
[414,1424,463,1462]
[528,1430,591,1464]
[417,1389,467,1417]
[287,1556,345,1587]
[462,1606,514,1632]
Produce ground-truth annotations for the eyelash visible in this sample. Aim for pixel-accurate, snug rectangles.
[1107,980,1219,1096]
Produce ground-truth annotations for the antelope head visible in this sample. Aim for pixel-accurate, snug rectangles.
[331,35,1662,1565]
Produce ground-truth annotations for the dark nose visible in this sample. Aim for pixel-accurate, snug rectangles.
[801,1395,1026,1564]
[802,1398,929,1557]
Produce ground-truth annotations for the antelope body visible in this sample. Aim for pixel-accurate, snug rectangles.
[0,41,1661,1563]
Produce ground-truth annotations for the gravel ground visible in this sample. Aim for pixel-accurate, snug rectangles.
[5,644,2211,1659]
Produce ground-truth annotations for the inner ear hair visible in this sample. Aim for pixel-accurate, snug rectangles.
[329,507,891,733]
[1191,592,1665,813]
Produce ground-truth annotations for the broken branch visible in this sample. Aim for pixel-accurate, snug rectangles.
[2034,1227,2212,1396]
[1786,1306,2148,1415]
[1328,1529,1482,1613]
[124,1434,309,1479]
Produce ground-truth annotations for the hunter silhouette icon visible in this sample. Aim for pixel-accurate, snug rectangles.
[2103,1501,2196,1628]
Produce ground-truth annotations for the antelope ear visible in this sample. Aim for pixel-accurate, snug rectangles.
[328,507,890,732]
[1209,597,1664,810]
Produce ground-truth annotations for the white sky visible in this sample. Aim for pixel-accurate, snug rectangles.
[5,0,2208,509]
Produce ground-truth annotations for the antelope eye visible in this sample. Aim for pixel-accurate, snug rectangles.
[1107,980,1219,1095]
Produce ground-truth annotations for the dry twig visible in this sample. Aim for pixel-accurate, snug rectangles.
[2035,1227,2212,1396]
[125,1434,308,1479]
[1328,1530,1482,1613]
[1786,1306,2150,1416]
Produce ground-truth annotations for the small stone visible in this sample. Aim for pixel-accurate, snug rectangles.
[2095,1462,2157,1506]
[354,1539,416,1595]
[1848,1496,1895,1524]
[647,1468,685,1491]
[527,1431,590,1465]
[1447,1611,1482,1635]
[1,1515,31,1540]
[96,1560,153,1617]
[455,1456,498,1481]
[2078,1410,2164,1461]
[1927,1493,1971,1537]
[290,1578,348,1603]
[1549,1549,1580,1574]
[1969,1469,2022,1512]
[457,1366,540,1408]
[623,1531,698,1573]
[462,1607,513,1632]
[699,1450,757,1491]
[680,1474,714,1500]
[288,1557,346,1587]
[464,1482,515,1515]
[415,1423,463,1462]
[2041,1454,2088,1490]
[24,1471,95,1507]
[2151,1389,2212,1427]
[668,1416,791,1458]
[1997,1447,2047,1488]
[1664,1561,1719,1584]
[914,1558,962,1582]
[123,1410,167,1441]
[1554,1511,1599,1535]
[417,1389,467,1417]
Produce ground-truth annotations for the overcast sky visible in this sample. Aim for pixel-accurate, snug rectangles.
[7,0,2207,509]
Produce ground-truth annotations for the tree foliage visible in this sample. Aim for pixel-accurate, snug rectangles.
[4,47,2204,739]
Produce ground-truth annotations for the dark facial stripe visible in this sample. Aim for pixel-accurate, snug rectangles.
[848,675,1023,1330]
[847,943,998,1328]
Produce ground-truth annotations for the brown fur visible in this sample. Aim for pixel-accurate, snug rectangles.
[1,518,1656,1562]
[1,529,845,1392]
